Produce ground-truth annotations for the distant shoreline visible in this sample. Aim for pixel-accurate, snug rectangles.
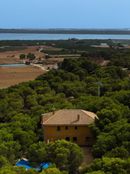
[0,29,130,35]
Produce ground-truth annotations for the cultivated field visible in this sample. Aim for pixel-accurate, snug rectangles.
[0,66,44,89]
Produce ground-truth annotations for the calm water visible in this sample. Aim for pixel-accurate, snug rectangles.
[0,33,130,40]
[0,63,27,67]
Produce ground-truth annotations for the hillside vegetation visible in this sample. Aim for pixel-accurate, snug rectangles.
[0,45,130,173]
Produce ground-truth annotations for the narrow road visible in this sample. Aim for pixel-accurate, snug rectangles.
[31,63,48,71]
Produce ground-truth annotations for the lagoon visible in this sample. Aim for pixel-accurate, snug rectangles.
[0,33,130,40]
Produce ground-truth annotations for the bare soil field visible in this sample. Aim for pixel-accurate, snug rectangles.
[0,46,53,88]
[0,46,44,64]
[0,66,44,89]
[0,45,65,88]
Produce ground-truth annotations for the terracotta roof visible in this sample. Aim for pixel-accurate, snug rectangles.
[41,109,98,126]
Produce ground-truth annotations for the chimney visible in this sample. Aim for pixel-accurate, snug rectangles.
[71,114,80,124]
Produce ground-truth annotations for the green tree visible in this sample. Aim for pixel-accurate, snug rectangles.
[86,171,105,174]
[27,142,47,164]
[106,147,129,158]
[19,54,26,60]
[87,157,130,174]
[42,167,64,174]
[0,166,17,174]
[46,140,83,174]
[0,156,10,168]
[27,53,36,61]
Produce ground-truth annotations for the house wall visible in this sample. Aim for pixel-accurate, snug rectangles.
[43,125,93,146]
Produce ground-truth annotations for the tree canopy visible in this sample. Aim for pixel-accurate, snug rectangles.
[0,46,130,173]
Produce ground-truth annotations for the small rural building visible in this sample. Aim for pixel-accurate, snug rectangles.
[41,109,98,146]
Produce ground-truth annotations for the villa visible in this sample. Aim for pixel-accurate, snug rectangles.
[41,109,98,146]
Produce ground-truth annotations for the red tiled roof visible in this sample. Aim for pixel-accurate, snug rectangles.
[41,109,98,126]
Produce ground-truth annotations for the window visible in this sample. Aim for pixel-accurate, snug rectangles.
[86,137,91,141]
[75,126,78,130]
[65,126,68,130]
[73,137,77,142]
[66,137,70,141]
[57,126,61,131]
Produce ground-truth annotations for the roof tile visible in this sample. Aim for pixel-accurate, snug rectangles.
[41,109,98,126]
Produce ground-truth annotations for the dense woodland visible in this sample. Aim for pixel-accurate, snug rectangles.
[0,40,130,173]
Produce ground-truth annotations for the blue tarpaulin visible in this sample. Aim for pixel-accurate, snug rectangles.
[16,159,51,171]
[40,162,50,169]
[16,159,31,170]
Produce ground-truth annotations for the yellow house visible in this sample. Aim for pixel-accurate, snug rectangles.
[41,109,98,146]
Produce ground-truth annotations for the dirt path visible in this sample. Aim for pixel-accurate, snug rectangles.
[31,63,48,71]
[80,147,93,168]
